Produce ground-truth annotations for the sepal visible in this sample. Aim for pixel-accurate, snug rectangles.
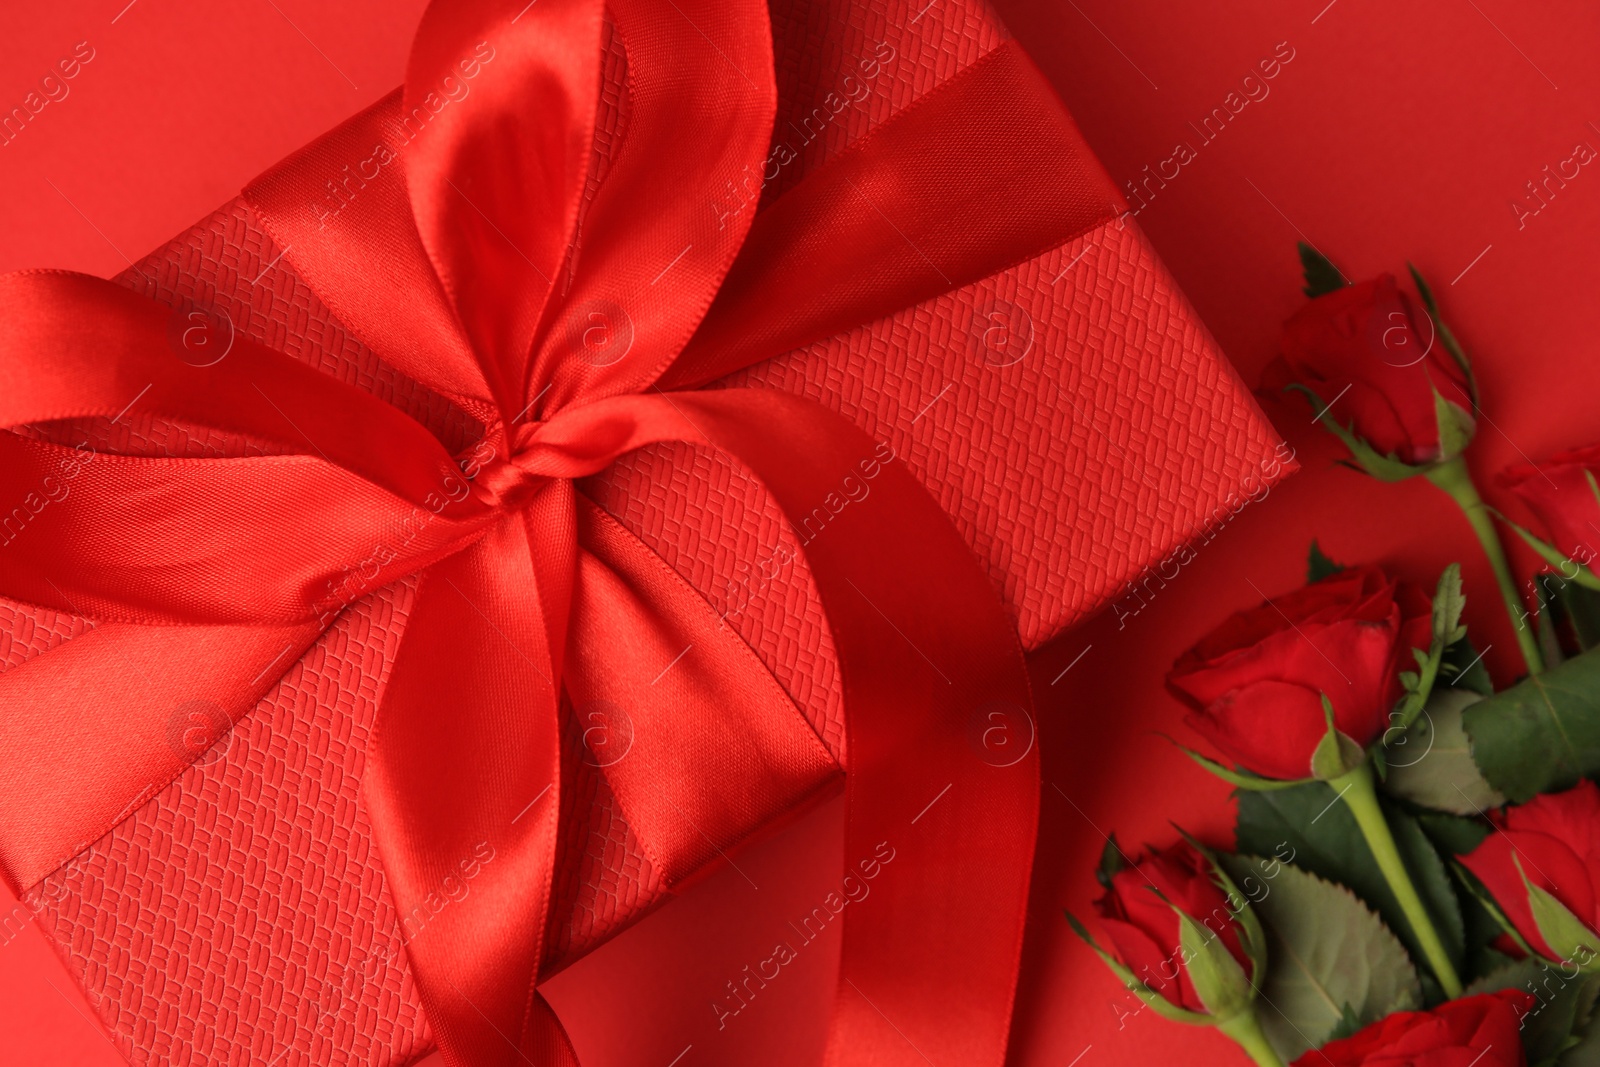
[1307,539,1345,583]
[1175,742,1311,791]
[1408,262,1479,409]
[1287,383,1431,482]
[1518,857,1600,973]
[1500,512,1600,593]
[1178,909,1255,1021]
[1310,694,1366,781]
[1096,834,1127,889]
[1299,242,1346,298]
[1175,828,1270,992]
[1454,861,1539,960]
[1431,388,1477,463]
[1066,912,1217,1025]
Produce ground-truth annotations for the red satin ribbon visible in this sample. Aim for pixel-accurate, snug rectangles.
[0,1,1118,1064]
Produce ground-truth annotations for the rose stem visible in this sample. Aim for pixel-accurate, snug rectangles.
[1216,1010,1287,1067]
[1332,762,1464,998]
[1426,454,1545,677]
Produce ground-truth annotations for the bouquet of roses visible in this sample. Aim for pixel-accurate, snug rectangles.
[1070,246,1600,1066]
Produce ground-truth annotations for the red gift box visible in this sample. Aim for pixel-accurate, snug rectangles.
[0,0,1289,1063]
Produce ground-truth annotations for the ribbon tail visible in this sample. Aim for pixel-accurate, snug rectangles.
[525,995,582,1066]
[650,389,1040,1067]
[363,508,571,1067]
[566,494,841,888]
[513,385,1038,1063]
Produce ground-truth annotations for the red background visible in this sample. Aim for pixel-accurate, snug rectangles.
[3,1,1598,1064]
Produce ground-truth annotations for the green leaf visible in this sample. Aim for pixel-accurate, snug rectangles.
[1560,1024,1600,1067]
[1308,540,1346,584]
[1560,985,1600,1067]
[1326,1003,1365,1043]
[1387,566,1465,735]
[1439,636,1495,696]
[1447,851,1521,984]
[1467,960,1600,1067]
[1432,564,1468,647]
[1392,809,1469,978]
[1536,564,1600,658]
[1299,242,1347,298]
[1221,857,1420,1061]
[1382,688,1506,815]
[1413,811,1491,857]
[1462,644,1600,801]
[1237,783,1466,986]
[1540,573,1570,670]
[1558,581,1600,653]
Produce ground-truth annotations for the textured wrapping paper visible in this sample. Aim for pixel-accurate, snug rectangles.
[0,0,1287,1063]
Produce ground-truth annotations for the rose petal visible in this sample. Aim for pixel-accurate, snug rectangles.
[1185,679,1330,780]
[1502,443,1600,562]
[1097,915,1192,1008]
[1279,274,1470,466]
[1300,991,1534,1067]
[1463,826,1596,960]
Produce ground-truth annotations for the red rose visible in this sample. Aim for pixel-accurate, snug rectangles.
[1275,274,1474,466]
[1167,566,1432,781]
[1461,780,1600,962]
[1094,840,1251,1012]
[1296,991,1534,1067]
[1500,442,1600,568]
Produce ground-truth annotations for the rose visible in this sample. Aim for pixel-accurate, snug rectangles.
[1295,990,1534,1066]
[1167,565,1432,781]
[1094,840,1252,1013]
[1273,273,1475,468]
[1461,780,1600,964]
[1500,442,1600,568]
[1072,838,1268,1034]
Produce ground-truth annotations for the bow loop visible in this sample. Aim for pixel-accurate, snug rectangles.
[517,0,779,417]
[252,0,781,434]
[404,0,607,418]
[0,272,497,626]
[395,0,782,430]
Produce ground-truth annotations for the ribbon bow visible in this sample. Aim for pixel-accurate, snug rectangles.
[0,0,1119,1062]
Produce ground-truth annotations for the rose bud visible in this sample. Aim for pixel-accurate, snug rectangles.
[1269,273,1476,475]
[1461,780,1600,969]
[1094,840,1255,1014]
[1070,839,1289,1063]
[1500,442,1600,585]
[1272,256,1542,678]
[1295,990,1535,1067]
[1167,566,1432,781]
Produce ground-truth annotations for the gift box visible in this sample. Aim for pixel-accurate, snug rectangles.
[0,0,1290,1063]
